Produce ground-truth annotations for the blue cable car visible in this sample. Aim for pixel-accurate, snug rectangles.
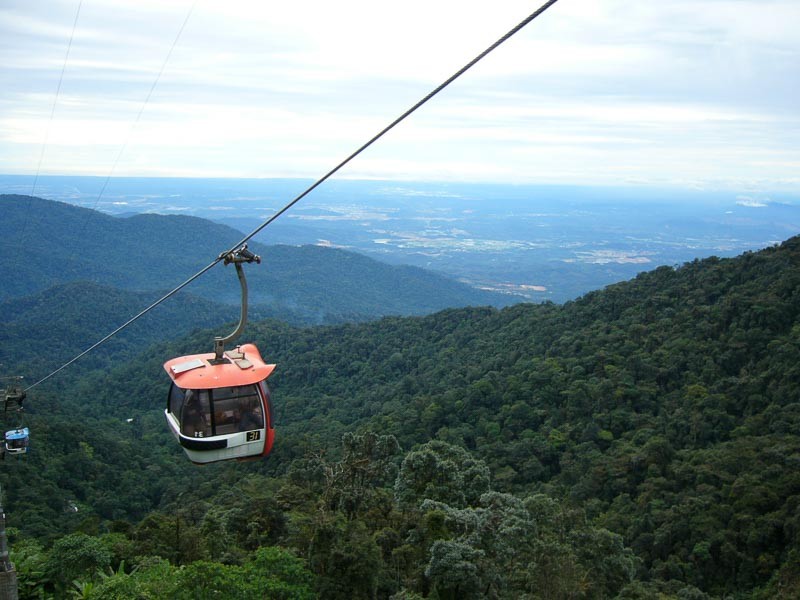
[4,428,29,455]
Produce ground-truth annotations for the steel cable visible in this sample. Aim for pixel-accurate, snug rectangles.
[24,0,561,391]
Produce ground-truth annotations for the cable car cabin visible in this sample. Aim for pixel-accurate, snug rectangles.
[163,343,275,464]
[5,428,30,455]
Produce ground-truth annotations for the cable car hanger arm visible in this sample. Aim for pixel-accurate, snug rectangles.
[213,245,261,362]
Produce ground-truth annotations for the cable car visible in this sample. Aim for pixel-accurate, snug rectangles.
[4,428,30,455]
[164,343,275,464]
[163,244,275,464]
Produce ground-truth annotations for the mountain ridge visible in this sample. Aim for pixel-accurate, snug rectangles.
[0,194,516,320]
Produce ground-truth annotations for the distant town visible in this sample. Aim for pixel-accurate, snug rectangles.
[3,174,798,302]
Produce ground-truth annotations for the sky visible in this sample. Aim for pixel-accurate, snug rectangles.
[1,0,798,194]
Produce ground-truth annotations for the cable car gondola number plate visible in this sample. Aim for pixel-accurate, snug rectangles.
[246,431,261,442]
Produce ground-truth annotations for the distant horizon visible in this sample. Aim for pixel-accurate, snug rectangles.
[2,173,800,201]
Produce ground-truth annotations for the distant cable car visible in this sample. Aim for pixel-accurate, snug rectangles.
[4,428,29,455]
[163,244,276,464]
[2,380,29,458]
[164,344,275,464]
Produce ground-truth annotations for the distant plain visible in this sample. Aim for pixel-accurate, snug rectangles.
[4,174,798,302]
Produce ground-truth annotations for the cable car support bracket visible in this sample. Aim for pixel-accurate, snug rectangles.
[212,244,261,363]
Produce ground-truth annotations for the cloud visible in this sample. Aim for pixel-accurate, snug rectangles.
[0,0,798,191]
[736,195,770,208]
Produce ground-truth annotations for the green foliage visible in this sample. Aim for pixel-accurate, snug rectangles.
[309,517,382,599]
[395,441,490,509]
[425,540,484,600]
[316,432,401,519]
[85,557,178,599]
[418,491,637,599]
[5,222,800,598]
[132,512,202,565]
[246,546,315,600]
[77,547,315,600]
[12,539,49,600]
[752,549,800,599]
[45,533,112,591]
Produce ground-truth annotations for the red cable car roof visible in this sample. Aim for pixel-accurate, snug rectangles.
[163,343,275,389]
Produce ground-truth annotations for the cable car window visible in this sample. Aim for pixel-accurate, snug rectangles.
[239,399,263,433]
[181,389,212,438]
[7,438,27,450]
[168,384,185,417]
[211,385,263,435]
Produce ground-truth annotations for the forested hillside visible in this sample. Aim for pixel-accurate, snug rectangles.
[0,280,381,386]
[0,194,513,319]
[2,237,800,598]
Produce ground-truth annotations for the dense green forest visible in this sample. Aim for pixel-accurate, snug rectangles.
[2,233,800,598]
[0,195,512,318]
[0,279,379,386]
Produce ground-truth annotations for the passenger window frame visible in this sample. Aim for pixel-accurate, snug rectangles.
[171,384,265,437]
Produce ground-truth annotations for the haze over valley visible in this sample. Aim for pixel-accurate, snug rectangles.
[3,175,798,302]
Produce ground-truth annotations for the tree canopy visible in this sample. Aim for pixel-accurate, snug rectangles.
[4,232,800,598]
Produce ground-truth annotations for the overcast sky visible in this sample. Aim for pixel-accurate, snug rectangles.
[1,0,798,193]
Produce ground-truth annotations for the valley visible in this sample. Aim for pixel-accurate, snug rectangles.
[4,175,798,302]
